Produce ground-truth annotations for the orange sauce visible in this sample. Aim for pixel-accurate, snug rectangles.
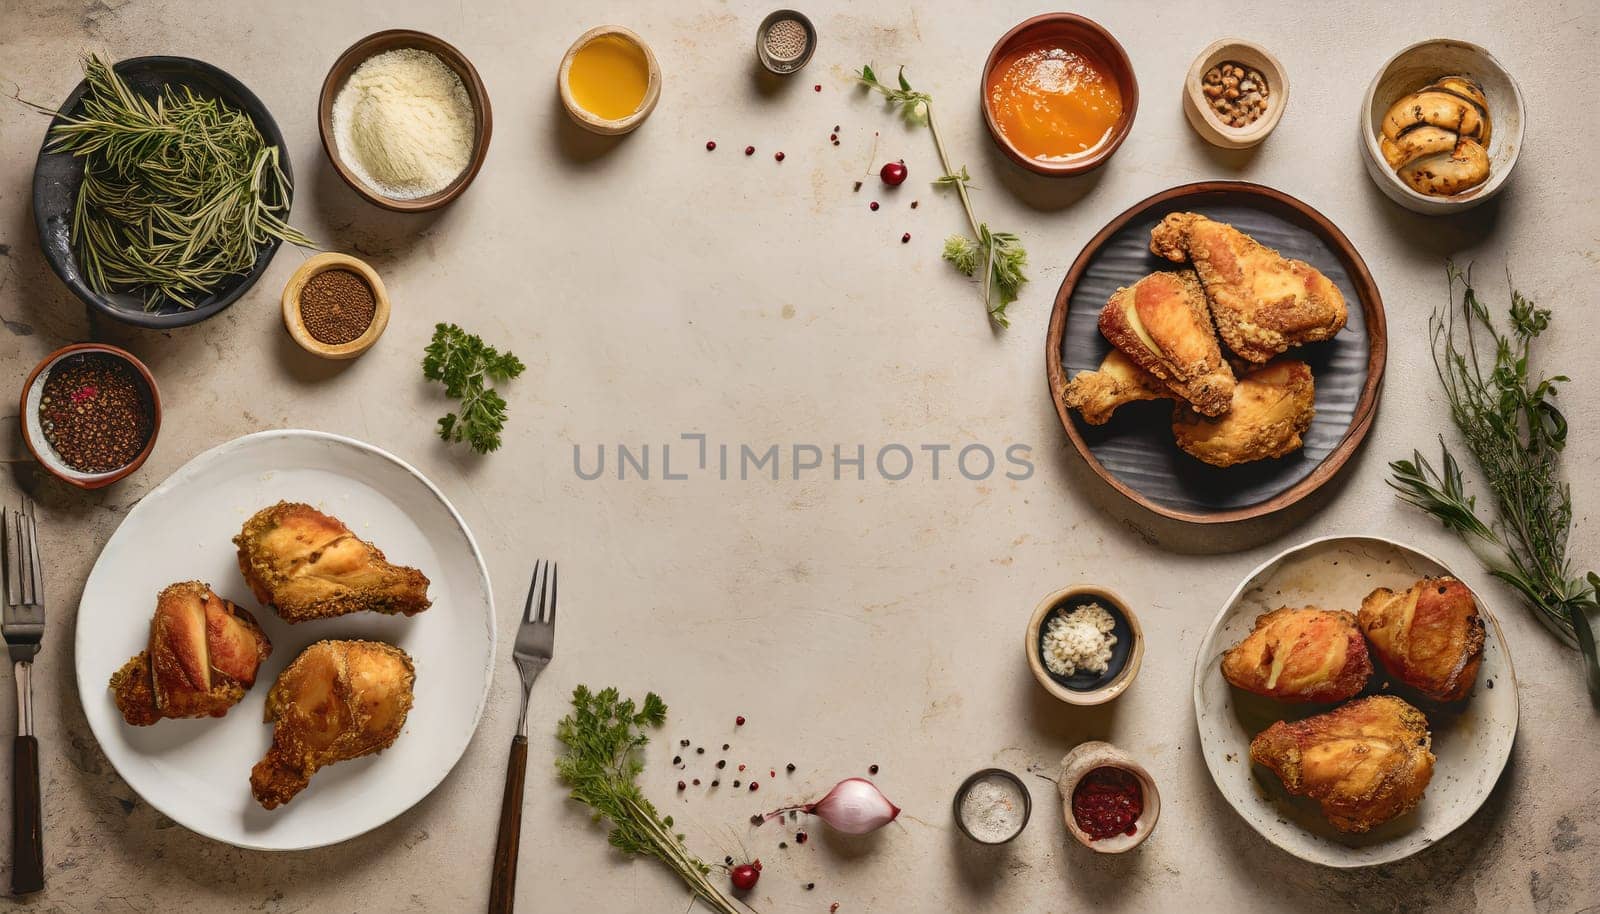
[987,40,1124,162]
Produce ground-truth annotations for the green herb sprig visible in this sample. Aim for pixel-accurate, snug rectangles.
[1389,263,1600,705]
[857,65,1028,328]
[556,686,742,914]
[421,323,525,454]
[31,54,313,310]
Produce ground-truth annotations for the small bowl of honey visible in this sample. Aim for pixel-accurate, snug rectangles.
[982,14,1139,177]
[559,26,661,135]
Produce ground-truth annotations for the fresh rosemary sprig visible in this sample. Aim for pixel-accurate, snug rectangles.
[1389,263,1600,705]
[555,686,743,914]
[33,54,313,310]
[857,65,1028,328]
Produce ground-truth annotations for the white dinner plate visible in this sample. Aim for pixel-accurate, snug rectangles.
[1192,535,1518,867]
[76,429,495,850]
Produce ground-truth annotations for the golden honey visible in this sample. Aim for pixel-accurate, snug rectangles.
[568,35,649,121]
[987,41,1123,162]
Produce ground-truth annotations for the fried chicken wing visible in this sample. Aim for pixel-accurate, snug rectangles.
[1098,270,1236,416]
[234,502,431,623]
[250,640,416,809]
[1250,695,1435,833]
[1359,577,1485,703]
[1062,349,1173,425]
[1221,607,1372,703]
[1172,360,1315,467]
[108,582,271,726]
[1150,213,1347,363]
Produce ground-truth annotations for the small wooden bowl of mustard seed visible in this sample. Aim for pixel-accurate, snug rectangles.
[281,252,390,360]
[19,343,161,489]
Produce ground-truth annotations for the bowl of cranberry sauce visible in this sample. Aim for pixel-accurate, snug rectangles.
[1057,740,1160,853]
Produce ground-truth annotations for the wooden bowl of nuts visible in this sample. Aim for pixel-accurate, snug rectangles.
[281,252,391,360]
[1183,39,1288,149]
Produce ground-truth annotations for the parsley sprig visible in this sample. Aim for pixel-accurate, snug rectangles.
[857,65,1029,327]
[556,686,743,914]
[421,323,525,454]
[1389,264,1600,705]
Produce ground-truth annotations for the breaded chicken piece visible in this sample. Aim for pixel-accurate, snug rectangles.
[1062,349,1173,425]
[1250,695,1435,833]
[1098,269,1235,416]
[1359,577,1485,703]
[109,582,271,726]
[1172,360,1315,467]
[1221,607,1372,703]
[234,502,431,624]
[1150,212,1347,363]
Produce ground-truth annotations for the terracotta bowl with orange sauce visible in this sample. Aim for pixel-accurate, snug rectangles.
[982,14,1138,176]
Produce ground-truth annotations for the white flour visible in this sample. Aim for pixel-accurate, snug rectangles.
[332,48,474,199]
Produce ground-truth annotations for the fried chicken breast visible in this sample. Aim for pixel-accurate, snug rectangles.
[1221,607,1372,703]
[1172,360,1315,467]
[1359,577,1485,703]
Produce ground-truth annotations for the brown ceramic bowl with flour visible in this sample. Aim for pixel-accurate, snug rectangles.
[318,29,493,212]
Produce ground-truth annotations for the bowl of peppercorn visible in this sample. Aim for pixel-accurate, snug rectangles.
[280,252,390,359]
[20,343,161,489]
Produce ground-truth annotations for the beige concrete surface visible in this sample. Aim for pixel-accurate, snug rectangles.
[2,0,1598,911]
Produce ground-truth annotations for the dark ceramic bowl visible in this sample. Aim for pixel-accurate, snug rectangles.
[1025,585,1143,705]
[981,13,1139,176]
[31,57,295,329]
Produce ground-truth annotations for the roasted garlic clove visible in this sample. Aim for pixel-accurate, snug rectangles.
[1397,138,1491,196]
[1382,90,1487,143]
[1379,75,1493,197]
[1380,124,1459,170]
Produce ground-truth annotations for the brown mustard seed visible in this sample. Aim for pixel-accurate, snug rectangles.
[299,268,376,345]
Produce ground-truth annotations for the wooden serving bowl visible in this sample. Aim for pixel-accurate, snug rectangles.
[280,253,391,360]
[558,26,662,135]
[1045,181,1387,525]
[981,13,1139,177]
[318,30,493,213]
[19,343,161,489]
[1182,39,1289,149]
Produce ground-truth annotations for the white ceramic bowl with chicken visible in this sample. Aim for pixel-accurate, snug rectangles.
[1360,38,1524,214]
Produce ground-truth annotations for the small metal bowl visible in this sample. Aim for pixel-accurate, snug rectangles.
[756,10,817,75]
[280,252,391,360]
[18,343,161,489]
[952,768,1032,845]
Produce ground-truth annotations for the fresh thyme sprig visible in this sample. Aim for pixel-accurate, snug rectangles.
[1389,263,1600,705]
[857,65,1028,328]
[29,54,313,310]
[555,686,743,914]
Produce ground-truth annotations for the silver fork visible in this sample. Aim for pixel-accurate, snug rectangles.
[488,560,556,914]
[3,501,44,896]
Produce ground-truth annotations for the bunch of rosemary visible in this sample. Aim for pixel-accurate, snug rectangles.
[857,65,1028,328]
[1389,264,1600,705]
[39,54,312,310]
[555,686,743,914]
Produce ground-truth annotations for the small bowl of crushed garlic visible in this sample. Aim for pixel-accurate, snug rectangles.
[1026,585,1143,706]
[1182,39,1288,149]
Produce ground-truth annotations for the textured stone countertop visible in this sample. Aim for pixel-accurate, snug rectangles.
[1,1,1598,912]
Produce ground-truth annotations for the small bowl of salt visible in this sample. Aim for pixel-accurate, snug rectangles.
[953,768,1031,845]
[1026,585,1143,706]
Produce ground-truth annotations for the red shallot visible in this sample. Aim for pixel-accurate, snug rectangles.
[762,778,900,835]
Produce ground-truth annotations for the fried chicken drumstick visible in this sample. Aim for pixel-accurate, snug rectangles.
[109,582,271,726]
[251,639,416,809]
[234,502,431,623]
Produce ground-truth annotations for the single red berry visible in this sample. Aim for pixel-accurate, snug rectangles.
[744,146,755,156]
[814,84,822,92]
[730,860,762,891]
[738,764,746,772]
[795,831,808,844]
[705,140,716,151]
[736,716,746,726]
[677,780,686,791]
[869,201,880,211]
[775,151,785,162]
[880,161,908,186]
[901,233,910,243]
[749,781,759,792]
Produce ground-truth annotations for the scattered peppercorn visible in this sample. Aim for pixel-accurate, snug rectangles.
[673,756,682,765]
[749,782,759,792]
[786,763,796,773]
[697,747,706,754]
[805,882,815,890]
[38,352,154,474]
[774,152,785,162]
[717,760,727,769]
[677,781,686,791]
[738,764,746,772]
[723,744,731,751]
[831,904,839,913]
[693,778,701,786]
[712,780,721,787]
[751,814,764,825]
[298,267,376,345]
[779,841,788,849]
[814,84,821,92]
[769,770,776,778]
[869,764,879,775]
[795,831,808,844]
[853,181,863,192]
[725,856,734,866]
[733,780,741,788]
[706,141,716,151]
[736,716,746,726]
[901,233,910,243]
[680,739,690,747]
[869,201,879,211]
[911,200,919,209]
[744,146,755,156]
